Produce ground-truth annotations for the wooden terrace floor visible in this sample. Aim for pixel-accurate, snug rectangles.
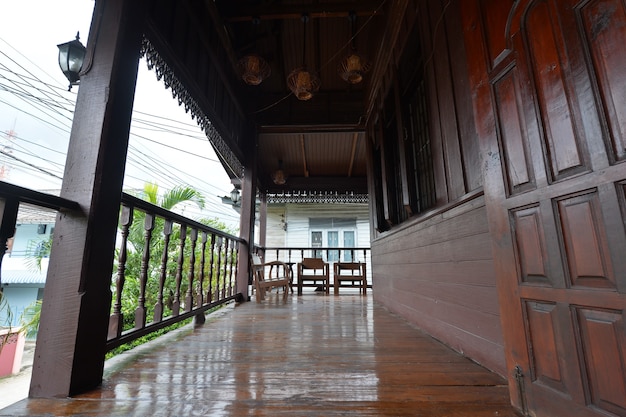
[1,293,519,416]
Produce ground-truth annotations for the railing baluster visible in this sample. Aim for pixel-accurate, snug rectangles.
[185,228,198,312]
[135,213,155,330]
[232,241,239,296]
[172,225,186,316]
[197,231,207,306]
[154,219,172,322]
[208,234,216,302]
[109,205,133,339]
[222,238,229,299]
[215,236,223,301]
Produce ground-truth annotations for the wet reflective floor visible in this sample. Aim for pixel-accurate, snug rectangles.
[1,294,519,416]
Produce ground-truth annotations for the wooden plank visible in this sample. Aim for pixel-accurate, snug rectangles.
[3,296,517,416]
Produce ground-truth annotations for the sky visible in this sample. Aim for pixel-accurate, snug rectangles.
[0,0,241,229]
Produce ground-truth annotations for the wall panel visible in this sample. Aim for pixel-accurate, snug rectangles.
[372,196,505,375]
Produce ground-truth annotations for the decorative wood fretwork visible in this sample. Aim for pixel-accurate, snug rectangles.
[266,192,369,204]
[140,38,244,179]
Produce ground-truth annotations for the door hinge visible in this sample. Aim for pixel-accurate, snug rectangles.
[514,365,529,416]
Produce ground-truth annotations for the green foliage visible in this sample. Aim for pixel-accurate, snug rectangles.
[0,292,13,329]
[19,299,42,339]
[24,236,52,272]
[115,183,237,332]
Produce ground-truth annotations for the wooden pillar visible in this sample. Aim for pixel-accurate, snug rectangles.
[259,192,267,249]
[30,0,146,397]
[235,135,258,301]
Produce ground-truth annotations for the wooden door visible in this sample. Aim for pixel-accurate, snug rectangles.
[488,0,626,415]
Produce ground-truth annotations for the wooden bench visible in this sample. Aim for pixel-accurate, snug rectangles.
[333,262,367,295]
[251,255,291,303]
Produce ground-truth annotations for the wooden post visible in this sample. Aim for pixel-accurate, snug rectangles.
[30,0,146,397]
[235,134,258,301]
[259,192,267,249]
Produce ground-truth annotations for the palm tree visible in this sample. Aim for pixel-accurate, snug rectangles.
[138,182,205,211]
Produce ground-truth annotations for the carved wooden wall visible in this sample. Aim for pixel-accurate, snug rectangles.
[369,0,505,376]
[464,0,626,415]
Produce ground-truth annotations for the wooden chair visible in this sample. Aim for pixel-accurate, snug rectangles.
[297,258,330,295]
[251,255,291,303]
[333,262,367,295]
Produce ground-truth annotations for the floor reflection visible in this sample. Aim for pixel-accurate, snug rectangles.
[1,293,517,416]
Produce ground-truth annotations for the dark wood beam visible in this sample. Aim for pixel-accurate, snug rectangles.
[254,91,366,127]
[223,1,384,22]
[259,124,365,134]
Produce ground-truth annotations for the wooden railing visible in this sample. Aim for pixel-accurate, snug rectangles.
[254,246,372,287]
[0,182,243,351]
[0,182,80,286]
[107,193,243,350]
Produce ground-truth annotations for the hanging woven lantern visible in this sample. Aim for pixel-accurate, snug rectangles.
[287,67,320,101]
[237,54,271,86]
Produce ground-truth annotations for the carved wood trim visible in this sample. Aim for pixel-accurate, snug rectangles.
[140,37,244,178]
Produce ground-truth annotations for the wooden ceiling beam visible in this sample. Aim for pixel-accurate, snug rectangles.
[224,2,383,22]
[348,132,358,177]
[259,125,365,134]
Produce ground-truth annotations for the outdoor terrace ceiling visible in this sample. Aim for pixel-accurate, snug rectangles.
[146,0,386,194]
[213,0,383,193]
[257,131,368,194]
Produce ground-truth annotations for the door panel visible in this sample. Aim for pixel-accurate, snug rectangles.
[525,0,589,181]
[575,308,626,415]
[580,0,626,162]
[555,190,615,289]
[489,0,626,415]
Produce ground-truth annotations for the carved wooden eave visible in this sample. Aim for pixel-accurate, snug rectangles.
[140,38,244,178]
[143,0,249,179]
[267,192,369,205]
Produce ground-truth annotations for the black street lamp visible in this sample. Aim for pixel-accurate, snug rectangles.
[57,32,86,91]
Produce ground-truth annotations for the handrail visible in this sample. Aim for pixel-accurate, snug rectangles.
[0,182,244,352]
[0,182,80,288]
[107,193,243,350]
[0,181,80,212]
[121,193,242,243]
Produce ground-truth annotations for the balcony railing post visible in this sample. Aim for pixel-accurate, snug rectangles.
[215,236,223,301]
[222,238,229,299]
[154,219,172,322]
[208,234,216,302]
[135,213,155,330]
[109,205,133,339]
[197,231,208,307]
[172,225,187,316]
[185,228,198,312]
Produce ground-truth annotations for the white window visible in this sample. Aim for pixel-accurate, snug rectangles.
[309,218,357,262]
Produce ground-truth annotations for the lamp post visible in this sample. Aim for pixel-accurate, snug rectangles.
[57,32,86,91]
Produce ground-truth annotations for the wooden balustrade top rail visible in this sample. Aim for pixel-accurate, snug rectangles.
[0,181,80,211]
[121,193,242,243]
